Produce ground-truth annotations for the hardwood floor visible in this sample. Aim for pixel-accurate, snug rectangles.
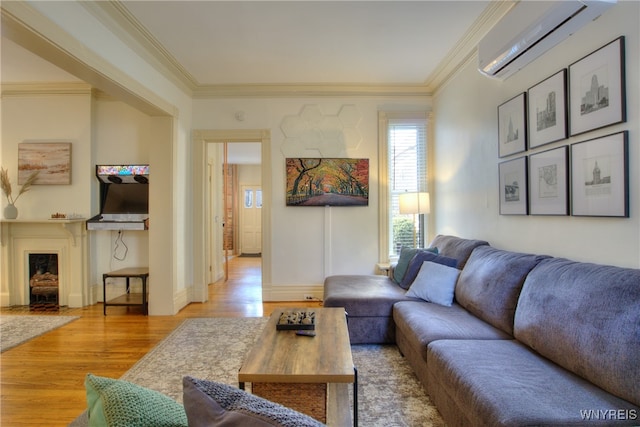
[0,256,321,426]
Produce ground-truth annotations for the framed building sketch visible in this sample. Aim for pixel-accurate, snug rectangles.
[571,131,628,217]
[569,37,626,136]
[18,142,72,185]
[498,93,527,158]
[499,156,528,215]
[529,146,569,216]
[528,70,568,148]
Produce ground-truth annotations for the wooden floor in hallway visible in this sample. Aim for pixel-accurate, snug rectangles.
[0,255,321,426]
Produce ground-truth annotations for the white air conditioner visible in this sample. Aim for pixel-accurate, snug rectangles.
[478,0,616,79]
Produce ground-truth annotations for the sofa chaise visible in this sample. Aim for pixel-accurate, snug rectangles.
[323,235,640,426]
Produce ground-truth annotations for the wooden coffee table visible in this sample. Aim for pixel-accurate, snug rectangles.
[239,307,357,426]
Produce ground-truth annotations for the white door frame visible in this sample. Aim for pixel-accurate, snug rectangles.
[191,130,271,302]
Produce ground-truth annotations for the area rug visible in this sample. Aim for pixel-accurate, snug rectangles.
[0,315,79,352]
[113,317,444,426]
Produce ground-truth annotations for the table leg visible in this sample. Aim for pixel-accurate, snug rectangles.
[353,367,358,427]
[102,274,107,316]
[141,276,148,315]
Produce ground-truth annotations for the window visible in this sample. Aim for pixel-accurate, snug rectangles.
[379,112,429,260]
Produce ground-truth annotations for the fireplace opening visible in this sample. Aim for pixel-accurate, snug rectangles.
[28,254,59,312]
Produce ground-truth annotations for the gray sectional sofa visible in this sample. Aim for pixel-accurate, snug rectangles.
[323,235,640,426]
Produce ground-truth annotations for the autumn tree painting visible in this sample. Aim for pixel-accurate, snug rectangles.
[286,158,369,206]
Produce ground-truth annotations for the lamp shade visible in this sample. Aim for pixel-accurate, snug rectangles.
[399,192,430,215]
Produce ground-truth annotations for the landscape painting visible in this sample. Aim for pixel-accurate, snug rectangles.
[286,158,369,206]
[18,142,71,185]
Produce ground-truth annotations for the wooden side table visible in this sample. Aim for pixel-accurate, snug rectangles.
[102,267,149,315]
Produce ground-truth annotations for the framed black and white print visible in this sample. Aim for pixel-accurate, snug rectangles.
[569,37,626,136]
[571,131,628,217]
[528,70,568,148]
[498,93,527,158]
[499,156,528,215]
[529,146,569,215]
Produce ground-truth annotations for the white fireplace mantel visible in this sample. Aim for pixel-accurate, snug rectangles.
[1,219,90,307]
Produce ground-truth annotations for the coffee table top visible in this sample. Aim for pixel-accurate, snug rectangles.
[238,307,354,384]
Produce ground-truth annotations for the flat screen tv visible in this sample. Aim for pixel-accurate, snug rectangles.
[285,158,369,206]
[102,183,149,214]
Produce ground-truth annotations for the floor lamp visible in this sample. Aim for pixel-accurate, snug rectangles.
[399,192,430,248]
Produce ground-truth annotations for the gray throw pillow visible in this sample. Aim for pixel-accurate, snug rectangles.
[406,261,460,306]
[182,376,325,427]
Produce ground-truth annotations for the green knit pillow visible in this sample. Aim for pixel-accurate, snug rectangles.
[85,374,187,427]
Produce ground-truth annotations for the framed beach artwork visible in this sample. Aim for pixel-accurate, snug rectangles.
[499,156,528,215]
[528,146,569,216]
[528,70,568,148]
[569,37,626,136]
[570,131,628,217]
[498,93,527,158]
[18,142,72,185]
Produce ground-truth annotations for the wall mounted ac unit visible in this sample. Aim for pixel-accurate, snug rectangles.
[478,0,616,79]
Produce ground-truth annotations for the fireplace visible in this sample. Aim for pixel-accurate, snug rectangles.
[1,219,90,308]
[28,253,59,311]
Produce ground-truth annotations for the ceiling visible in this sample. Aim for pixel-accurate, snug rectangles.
[1,1,498,163]
[1,1,494,89]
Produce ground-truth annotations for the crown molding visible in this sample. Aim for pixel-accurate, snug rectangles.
[1,2,176,116]
[81,1,196,96]
[425,0,516,93]
[192,83,431,99]
[1,82,92,97]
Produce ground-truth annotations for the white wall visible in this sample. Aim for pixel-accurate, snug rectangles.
[91,97,151,296]
[433,1,639,267]
[193,98,429,293]
[1,91,92,218]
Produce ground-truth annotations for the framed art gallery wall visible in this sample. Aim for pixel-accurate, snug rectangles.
[496,36,628,218]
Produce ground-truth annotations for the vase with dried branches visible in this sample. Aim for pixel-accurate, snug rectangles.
[1,167,39,219]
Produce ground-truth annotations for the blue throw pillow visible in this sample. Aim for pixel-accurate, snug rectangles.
[399,251,458,290]
[406,261,461,306]
[393,246,438,284]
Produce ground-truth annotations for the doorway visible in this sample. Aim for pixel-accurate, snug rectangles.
[192,129,272,304]
[208,141,263,285]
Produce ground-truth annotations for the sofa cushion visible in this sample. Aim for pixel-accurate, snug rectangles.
[515,258,640,407]
[393,247,437,284]
[405,261,460,306]
[427,340,640,426]
[182,377,324,427]
[454,246,548,335]
[399,251,458,289]
[323,274,410,317]
[84,374,188,427]
[393,301,510,362]
[429,235,489,269]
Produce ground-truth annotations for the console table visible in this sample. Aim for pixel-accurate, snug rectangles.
[102,267,149,315]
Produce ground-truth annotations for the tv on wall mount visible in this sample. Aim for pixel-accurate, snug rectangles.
[286,158,369,207]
